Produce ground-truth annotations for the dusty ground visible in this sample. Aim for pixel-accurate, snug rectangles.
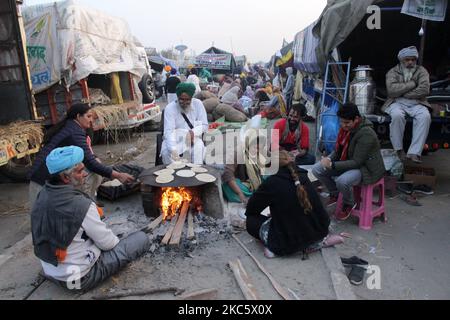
[0,106,449,300]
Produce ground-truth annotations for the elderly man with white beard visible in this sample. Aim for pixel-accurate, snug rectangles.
[382,46,431,163]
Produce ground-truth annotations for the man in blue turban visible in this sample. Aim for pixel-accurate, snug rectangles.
[382,46,431,163]
[161,82,208,164]
[31,146,150,292]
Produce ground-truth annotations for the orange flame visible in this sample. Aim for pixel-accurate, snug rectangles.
[160,187,192,220]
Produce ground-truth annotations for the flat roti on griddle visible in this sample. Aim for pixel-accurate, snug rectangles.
[195,173,216,183]
[176,170,196,178]
[156,174,174,184]
[191,166,208,173]
[167,162,186,170]
[153,168,175,176]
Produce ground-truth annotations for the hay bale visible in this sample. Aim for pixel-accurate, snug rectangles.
[202,98,220,113]
[214,104,248,122]
[194,91,216,101]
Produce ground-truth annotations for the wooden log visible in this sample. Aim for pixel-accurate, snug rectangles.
[231,234,293,300]
[92,287,185,300]
[142,215,163,232]
[161,213,179,245]
[169,201,190,245]
[178,288,218,300]
[228,259,260,300]
[187,212,195,240]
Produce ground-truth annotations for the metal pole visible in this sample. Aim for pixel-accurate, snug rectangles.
[419,19,427,66]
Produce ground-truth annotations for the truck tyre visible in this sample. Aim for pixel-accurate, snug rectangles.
[138,73,155,103]
[0,157,34,182]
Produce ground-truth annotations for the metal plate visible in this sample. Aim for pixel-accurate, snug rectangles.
[139,164,220,188]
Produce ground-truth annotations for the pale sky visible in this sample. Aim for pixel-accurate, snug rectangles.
[22,0,327,62]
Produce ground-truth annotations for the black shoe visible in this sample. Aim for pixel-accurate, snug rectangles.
[348,265,366,286]
[397,183,413,195]
[341,256,369,268]
[413,184,434,195]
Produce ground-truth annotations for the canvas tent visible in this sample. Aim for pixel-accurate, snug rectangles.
[195,47,236,73]
[274,41,294,69]
[22,0,146,93]
[293,0,449,82]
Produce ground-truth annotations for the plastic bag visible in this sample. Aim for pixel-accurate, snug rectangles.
[381,149,403,179]
[320,100,340,154]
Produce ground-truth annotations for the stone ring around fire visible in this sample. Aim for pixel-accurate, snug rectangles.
[156,174,175,184]
[195,173,216,183]
[176,170,196,178]
[191,167,208,173]
[153,168,175,176]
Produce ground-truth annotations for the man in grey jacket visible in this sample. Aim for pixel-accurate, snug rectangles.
[382,46,431,163]
[31,146,150,292]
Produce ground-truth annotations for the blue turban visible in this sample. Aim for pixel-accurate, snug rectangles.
[46,146,84,174]
[176,82,196,97]
[398,46,419,61]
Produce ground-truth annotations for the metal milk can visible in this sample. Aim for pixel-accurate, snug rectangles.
[349,65,376,115]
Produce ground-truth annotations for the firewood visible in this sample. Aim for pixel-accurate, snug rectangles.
[142,215,163,233]
[92,287,185,300]
[231,234,293,300]
[169,201,190,245]
[161,213,179,245]
[187,212,195,240]
[178,288,218,300]
[228,259,260,300]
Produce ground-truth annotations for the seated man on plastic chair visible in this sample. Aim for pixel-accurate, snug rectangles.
[312,103,385,220]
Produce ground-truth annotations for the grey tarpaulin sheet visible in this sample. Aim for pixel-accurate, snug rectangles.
[312,0,379,71]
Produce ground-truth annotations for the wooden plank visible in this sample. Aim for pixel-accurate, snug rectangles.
[169,201,190,245]
[161,213,179,245]
[178,288,218,300]
[231,234,293,300]
[142,215,163,232]
[187,212,195,240]
[228,259,260,300]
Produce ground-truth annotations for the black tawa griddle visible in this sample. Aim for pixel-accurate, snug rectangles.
[138,164,220,188]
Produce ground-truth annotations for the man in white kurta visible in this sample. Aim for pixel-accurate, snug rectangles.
[161,82,208,165]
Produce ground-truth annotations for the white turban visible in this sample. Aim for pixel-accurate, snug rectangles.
[398,46,419,61]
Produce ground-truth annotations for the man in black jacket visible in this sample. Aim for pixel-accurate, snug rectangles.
[28,104,134,206]
[245,151,331,258]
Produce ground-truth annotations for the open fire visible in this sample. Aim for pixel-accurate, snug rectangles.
[160,187,203,221]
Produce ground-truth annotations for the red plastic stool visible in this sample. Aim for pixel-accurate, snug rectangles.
[335,178,387,230]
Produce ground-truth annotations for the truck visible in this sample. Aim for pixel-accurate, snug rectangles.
[0,0,41,180]
[0,0,161,181]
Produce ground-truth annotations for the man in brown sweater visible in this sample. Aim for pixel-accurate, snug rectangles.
[382,46,431,163]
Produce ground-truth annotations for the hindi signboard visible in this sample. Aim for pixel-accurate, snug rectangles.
[24,7,61,93]
[195,53,232,70]
[401,0,448,22]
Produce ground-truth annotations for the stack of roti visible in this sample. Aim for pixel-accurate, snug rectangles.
[154,162,216,185]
